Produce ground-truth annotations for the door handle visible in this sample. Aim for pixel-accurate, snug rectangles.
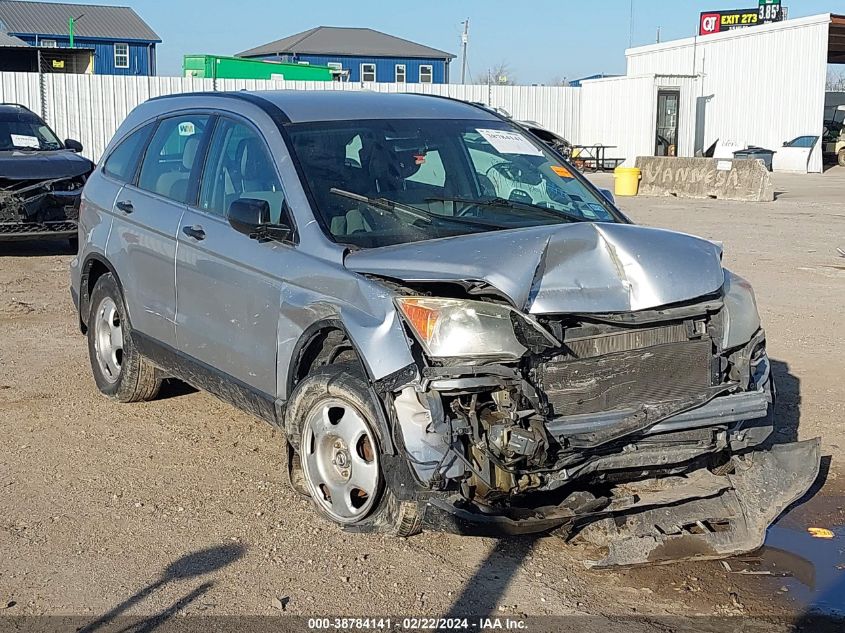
[116,200,133,214]
[182,225,206,241]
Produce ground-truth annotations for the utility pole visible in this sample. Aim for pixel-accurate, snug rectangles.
[656,26,661,43]
[628,0,634,48]
[460,19,469,84]
[68,14,83,48]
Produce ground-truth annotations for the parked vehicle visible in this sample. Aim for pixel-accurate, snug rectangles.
[0,104,92,244]
[823,105,845,166]
[70,91,819,566]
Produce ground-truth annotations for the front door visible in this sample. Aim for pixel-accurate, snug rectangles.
[655,90,680,157]
[175,116,289,402]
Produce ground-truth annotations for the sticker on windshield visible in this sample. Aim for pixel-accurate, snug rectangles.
[551,165,574,178]
[10,134,39,149]
[178,122,196,137]
[476,129,543,156]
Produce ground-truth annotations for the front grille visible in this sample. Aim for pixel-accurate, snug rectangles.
[537,339,713,416]
[0,220,78,237]
[562,323,689,359]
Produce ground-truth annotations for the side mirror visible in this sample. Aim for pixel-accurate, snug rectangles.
[227,198,291,241]
[64,138,83,152]
[598,188,615,204]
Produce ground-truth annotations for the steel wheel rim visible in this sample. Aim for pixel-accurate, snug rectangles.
[301,397,380,523]
[93,296,124,384]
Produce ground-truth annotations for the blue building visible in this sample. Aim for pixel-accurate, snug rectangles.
[238,26,454,84]
[0,1,160,75]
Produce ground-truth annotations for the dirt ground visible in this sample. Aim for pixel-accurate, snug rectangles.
[1,169,843,628]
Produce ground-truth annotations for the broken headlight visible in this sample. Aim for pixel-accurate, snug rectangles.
[395,297,528,360]
[722,270,762,349]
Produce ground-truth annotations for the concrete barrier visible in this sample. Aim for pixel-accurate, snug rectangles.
[634,157,774,202]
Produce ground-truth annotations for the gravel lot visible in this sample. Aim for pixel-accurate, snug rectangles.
[1,169,843,626]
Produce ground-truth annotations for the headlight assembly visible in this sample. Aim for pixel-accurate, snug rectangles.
[395,297,529,360]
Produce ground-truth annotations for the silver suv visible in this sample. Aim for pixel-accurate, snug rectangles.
[70,91,819,566]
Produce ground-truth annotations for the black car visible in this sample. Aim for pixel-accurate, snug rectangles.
[0,104,93,245]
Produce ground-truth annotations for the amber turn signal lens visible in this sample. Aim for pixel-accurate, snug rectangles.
[396,298,439,342]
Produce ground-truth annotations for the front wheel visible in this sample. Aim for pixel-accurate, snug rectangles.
[87,273,161,402]
[285,366,422,536]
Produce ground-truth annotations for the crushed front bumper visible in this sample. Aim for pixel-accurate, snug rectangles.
[419,438,820,566]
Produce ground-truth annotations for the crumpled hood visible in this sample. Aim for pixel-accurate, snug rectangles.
[345,222,725,314]
[0,150,94,181]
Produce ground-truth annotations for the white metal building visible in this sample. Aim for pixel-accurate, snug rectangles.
[577,13,845,173]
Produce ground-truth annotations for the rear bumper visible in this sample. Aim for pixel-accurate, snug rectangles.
[0,220,78,241]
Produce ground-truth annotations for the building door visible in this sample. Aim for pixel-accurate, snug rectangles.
[655,90,680,156]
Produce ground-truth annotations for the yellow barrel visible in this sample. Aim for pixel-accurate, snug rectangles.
[613,166,641,197]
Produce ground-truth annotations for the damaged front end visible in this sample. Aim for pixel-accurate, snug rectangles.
[369,271,820,567]
[0,174,87,241]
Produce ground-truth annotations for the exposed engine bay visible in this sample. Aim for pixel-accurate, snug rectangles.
[379,282,819,567]
[0,175,86,241]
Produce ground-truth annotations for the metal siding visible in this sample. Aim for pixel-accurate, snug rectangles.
[256,54,447,83]
[626,15,830,172]
[12,34,155,75]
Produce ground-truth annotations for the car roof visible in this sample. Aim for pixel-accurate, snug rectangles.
[152,90,502,124]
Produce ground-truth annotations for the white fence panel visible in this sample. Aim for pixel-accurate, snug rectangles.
[3,72,584,162]
[0,72,41,114]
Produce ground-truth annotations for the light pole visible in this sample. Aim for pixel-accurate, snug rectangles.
[460,19,469,84]
[68,13,84,48]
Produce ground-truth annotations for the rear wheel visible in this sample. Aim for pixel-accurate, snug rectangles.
[87,273,161,402]
[285,366,422,536]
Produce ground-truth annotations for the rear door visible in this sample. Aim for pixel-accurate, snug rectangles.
[175,116,290,400]
[107,113,211,347]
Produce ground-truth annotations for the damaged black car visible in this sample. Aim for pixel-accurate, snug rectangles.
[0,104,93,245]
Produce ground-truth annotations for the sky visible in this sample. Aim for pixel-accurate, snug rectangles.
[38,0,841,82]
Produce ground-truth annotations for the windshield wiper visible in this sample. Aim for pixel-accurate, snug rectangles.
[428,196,586,224]
[329,188,511,229]
[330,188,433,224]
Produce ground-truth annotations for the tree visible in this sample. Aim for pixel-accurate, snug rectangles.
[827,70,845,92]
[475,62,516,86]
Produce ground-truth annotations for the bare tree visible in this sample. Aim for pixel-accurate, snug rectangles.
[548,75,570,87]
[475,62,516,85]
[827,69,845,92]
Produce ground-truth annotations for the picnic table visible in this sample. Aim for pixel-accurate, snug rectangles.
[571,145,624,172]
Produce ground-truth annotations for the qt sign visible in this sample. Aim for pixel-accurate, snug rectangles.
[700,13,721,35]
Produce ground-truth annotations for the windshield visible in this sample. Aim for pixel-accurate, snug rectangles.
[0,111,63,151]
[287,118,620,248]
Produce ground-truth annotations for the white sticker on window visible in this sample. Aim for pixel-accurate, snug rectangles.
[11,134,39,149]
[476,129,543,156]
[178,122,196,137]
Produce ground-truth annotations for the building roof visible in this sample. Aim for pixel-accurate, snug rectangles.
[0,1,160,42]
[0,30,26,46]
[238,26,454,60]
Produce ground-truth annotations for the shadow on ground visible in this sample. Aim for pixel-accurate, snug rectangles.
[0,239,77,257]
[446,538,537,617]
[79,543,245,633]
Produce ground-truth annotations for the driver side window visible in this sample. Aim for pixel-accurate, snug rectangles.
[199,118,285,222]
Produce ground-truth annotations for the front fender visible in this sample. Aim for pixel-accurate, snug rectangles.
[275,268,417,402]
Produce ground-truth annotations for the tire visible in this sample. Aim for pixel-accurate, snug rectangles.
[838,148,845,168]
[87,273,161,403]
[285,365,422,536]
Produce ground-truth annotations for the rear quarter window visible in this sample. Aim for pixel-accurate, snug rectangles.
[103,123,154,183]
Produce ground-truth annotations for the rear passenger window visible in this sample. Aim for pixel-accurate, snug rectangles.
[138,115,209,203]
[199,119,285,222]
[103,123,153,183]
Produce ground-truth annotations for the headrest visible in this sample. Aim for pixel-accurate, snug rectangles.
[182,136,199,169]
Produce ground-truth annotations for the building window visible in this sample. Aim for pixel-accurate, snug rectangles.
[297,61,310,65]
[326,62,343,71]
[361,63,376,82]
[395,64,406,83]
[41,39,58,48]
[114,43,129,69]
[419,65,433,84]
